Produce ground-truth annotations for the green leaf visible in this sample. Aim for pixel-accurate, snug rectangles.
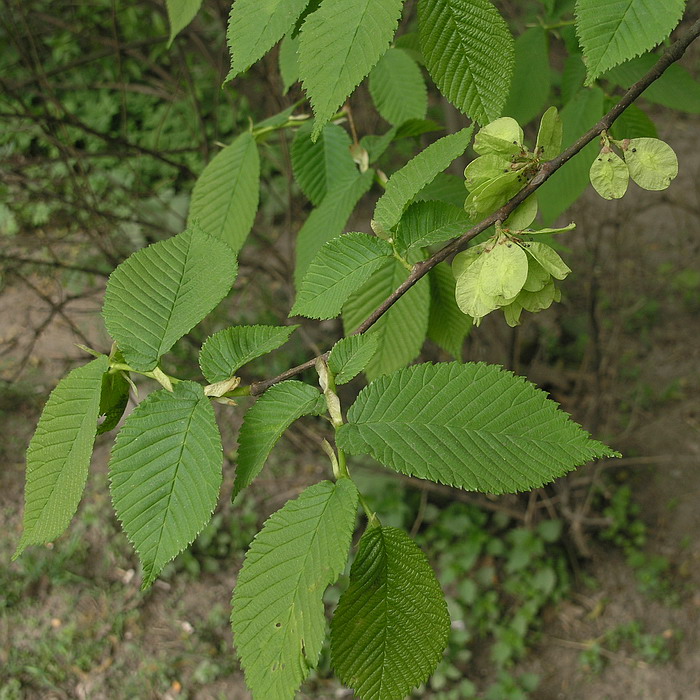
[97,370,130,435]
[328,335,381,385]
[343,258,430,380]
[330,526,450,700]
[465,169,526,219]
[473,117,524,157]
[188,132,260,253]
[419,0,515,124]
[523,241,571,280]
[109,381,223,587]
[504,194,538,230]
[589,149,629,199]
[103,226,237,372]
[295,170,375,286]
[415,172,468,207]
[374,127,474,233]
[279,33,300,94]
[607,102,657,139]
[232,479,359,698]
[298,0,405,138]
[226,0,308,77]
[369,47,428,125]
[14,356,108,559]
[199,325,299,383]
[396,201,470,258]
[604,54,700,114]
[575,0,685,83]
[454,252,500,323]
[234,382,326,496]
[464,154,511,192]
[535,106,563,159]
[503,27,550,125]
[337,362,620,494]
[538,87,605,223]
[561,53,586,105]
[623,137,678,191]
[292,233,393,320]
[361,128,398,164]
[166,0,203,46]
[428,262,472,358]
[291,123,357,206]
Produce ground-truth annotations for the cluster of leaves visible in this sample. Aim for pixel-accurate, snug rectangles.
[11,0,700,698]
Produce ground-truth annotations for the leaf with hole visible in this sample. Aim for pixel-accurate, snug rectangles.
[109,381,223,588]
[336,362,620,494]
[14,355,108,559]
[330,526,450,700]
[232,479,358,699]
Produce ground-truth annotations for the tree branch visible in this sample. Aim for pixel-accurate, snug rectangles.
[249,18,700,396]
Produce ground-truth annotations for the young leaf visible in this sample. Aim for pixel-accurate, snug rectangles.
[166,0,203,46]
[232,479,359,698]
[418,0,515,124]
[109,381,223,587]
[234,381,326,497]
[343,258,430,380]
[395,200,470,257]
[479,241,529,299]
[589,150,629,199]
[97,370,130,435]
[330,526,450,700]
[226,0,308,78]
[504,194,538,230]
[623,137,678,191]
[604,54,700,115]
[102,226,238,372]
[336,362,620,494]
[369,47,428,125]
[373,127,474,233]
[14,355,108,559]
[454,252,500,322]
[328,335,381,385]
[523,241,571,280]
[473,116,524,157]
[538,87,605,223]
[535,106,563,159]
[187,132,260,253]
[464,154,511,192]
[428,262,472,358]
[503,26,550,126]
[292,233,393,320]
[464,169,525,219]
[279,33,300,94]
[294,170,375,286]
[575,0,685,83]
[298,0,405,138]
[291,123,357,206]
[199,325,299,383]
